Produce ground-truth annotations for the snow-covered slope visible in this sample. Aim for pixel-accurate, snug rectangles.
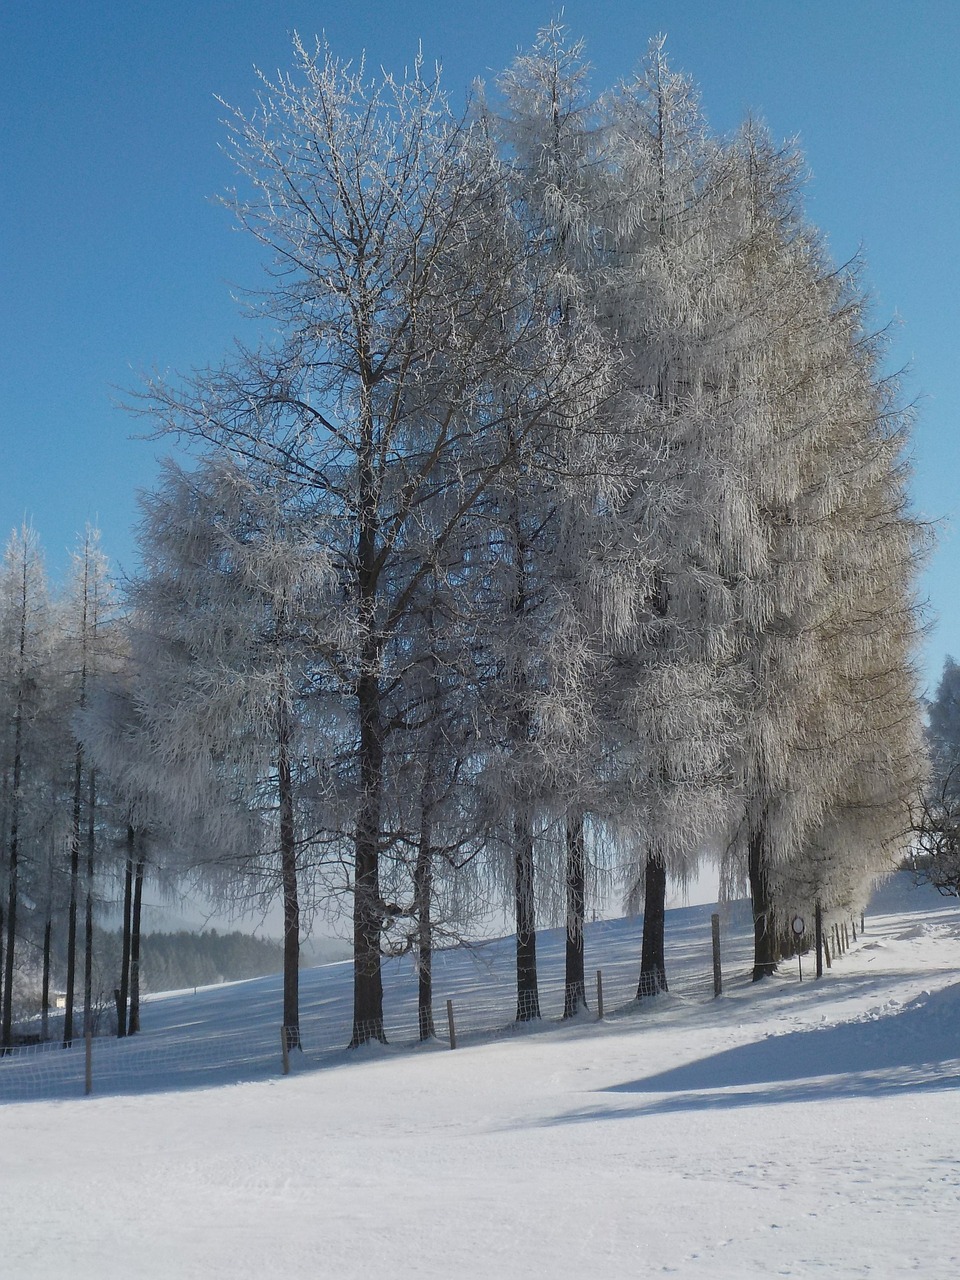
[1,875,958,1278]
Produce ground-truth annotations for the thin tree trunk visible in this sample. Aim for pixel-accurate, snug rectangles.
[277,691,301,1053]
[83,768,96,1038]
[748,820,777,980]
[507,476,540,1025]
[414,814,434,1041]
[1,838,18,1050]
[415,639,442,1043]
[563,809,587,1018]
[1,662,26,1051]
[117,827,134,1038]
[637,853,668,998]
[64,745,82,1047]
[40,917,52,1041]
[127,852,145,1035]
[514,812,540,1021]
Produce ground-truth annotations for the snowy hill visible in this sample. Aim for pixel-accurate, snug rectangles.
[1,874,958,1278]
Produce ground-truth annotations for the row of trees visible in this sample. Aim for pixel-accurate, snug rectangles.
[1,26,928,1051]
[0,525,127,1048]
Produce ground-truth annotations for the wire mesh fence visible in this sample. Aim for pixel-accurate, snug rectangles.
[1,899,772,1104]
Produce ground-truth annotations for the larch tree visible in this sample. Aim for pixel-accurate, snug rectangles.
[373,562,489,1040]
[490,23,621,1020]
[0,526,52,1049]
[773,338,927,931]
[584,42,743,997]
[925,656,960,785]
[137,36,607,1044]
[125,454,337,1051]
[717,121,926,977]
[59,526,116,1045]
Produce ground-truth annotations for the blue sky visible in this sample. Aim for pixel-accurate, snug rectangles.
[2,1,958,690]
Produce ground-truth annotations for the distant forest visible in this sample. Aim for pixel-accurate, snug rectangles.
[89,928,285,995]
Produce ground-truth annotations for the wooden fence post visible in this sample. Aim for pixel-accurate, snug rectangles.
[851,917,858,943]
[596,970,604,1021]
[823,929,832,968]
[84,1026,93,1096]
[711,914,722,997]
[446,999,457,1050]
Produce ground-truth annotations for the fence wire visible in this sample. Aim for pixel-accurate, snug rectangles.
[1,901,780,1104]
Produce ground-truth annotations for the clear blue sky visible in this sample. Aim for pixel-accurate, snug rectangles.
[2,1,958,690]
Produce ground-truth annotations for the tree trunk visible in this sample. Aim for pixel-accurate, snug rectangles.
[350,370,387,1048]
[637,853,668,998]
[117,827,134,1038]
[413,797,436,1040]
[83,768,96,1039]
[127,851,145,1035]
[2,595,27,1052]
[351,667,386,1046]
[41,917,52,1041]
[1,838,18,1050]
[563,809,587,1018]
[748,820,777,980]
[64,745,82,1047]
[1,720,25,1052]
[507,479,540,1025]
[277,692,301,1053]
[414,661,442,1043]
[514,813,541,1021]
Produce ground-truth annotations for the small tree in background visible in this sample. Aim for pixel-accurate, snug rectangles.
[910,656,960,897]
[0,526,52,1049]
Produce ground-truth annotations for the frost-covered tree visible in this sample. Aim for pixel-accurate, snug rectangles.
[138,37,606,1044]
[713,123,926,976]
[372,567,490,1039]
[80,649,176,1038]
[123,454,337,1050]
[908,656,960,897]
[57,526,116,1045]
[927,656,960,777]
[109,23,929,1020]
[593,41,746,997]
[486,26,592,1021]
[0,527,52,1048]
[489,23,639,1020]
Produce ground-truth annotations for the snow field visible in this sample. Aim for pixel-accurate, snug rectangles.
[1,875,958,1278]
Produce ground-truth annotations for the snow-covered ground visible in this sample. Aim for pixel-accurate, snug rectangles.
[2,874,958,1278]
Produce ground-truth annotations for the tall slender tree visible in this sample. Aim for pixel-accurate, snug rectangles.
[715,122,926,976]
[0,526,51,1049]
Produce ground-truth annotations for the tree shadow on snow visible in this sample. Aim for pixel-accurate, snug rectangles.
[547,983,960,1124]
